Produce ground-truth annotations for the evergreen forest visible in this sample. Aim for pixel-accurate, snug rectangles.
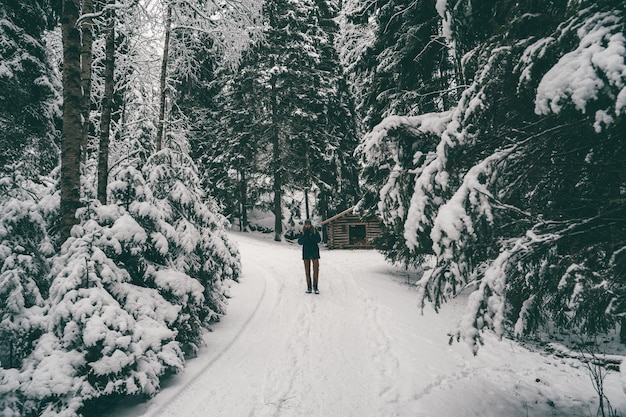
[0,0,624,415]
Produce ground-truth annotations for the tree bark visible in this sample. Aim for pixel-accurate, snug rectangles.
[79,0,93,163]
[97,15,115,204]
[318,190,328,243]
[156,2,172,152]
[240,169,248,231]
[60,0,83,242]
[271,77,282,241]
[304,192,310,220]
[304,147,311,219]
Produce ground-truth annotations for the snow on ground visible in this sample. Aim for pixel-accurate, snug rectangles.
[107,231,626,417]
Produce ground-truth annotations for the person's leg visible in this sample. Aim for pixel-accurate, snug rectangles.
[303,259,312,292]
[312,259,319,292]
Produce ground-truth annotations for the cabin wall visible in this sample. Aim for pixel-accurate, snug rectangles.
[325,214,383,249]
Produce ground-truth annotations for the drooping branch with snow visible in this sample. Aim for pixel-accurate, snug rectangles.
[358,0,626,353]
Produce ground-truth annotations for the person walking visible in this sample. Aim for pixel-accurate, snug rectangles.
[298,219,321,294]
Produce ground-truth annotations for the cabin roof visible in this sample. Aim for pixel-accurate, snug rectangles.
[321,205,382,225]
[321,207,355,225]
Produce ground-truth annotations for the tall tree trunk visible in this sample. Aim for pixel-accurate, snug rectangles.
[79,0,93,163]
[304,147,311,219]
[60,0,83,242]
[271,78,282,241]
[156,2,172,152]
[240,169,248,231]
[304,192,310,220]
[318,190,328,243]
[97,15,115,204]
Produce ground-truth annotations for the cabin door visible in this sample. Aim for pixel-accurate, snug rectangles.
[349,224,366,245]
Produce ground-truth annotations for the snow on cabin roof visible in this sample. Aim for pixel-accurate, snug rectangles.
[321,207,356,225]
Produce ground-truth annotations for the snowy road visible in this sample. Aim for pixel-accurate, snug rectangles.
[110,232,625,417]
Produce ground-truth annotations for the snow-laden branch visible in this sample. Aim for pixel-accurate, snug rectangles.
[412,35,447,62]
[535,10,626,130]
[383,0,419,34]
[430,147,514,260]
[358,111,452,228]
[76,1,138,26]
[171,0,222,24]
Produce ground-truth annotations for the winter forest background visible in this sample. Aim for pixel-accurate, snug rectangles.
[0,0,625,416]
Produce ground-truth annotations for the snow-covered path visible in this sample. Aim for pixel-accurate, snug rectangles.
[110,232,625,417]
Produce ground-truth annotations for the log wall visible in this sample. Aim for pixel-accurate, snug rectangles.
[325,214,383,249]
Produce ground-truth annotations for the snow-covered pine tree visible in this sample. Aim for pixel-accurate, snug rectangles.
[0,2,61,408]
[10,201,185,417]
[336,0,377,133]
[194,66,268,229]
[351,0,455,267]
[0,1,244,414]
[353,0,626,353]
[238,0,308,239]
[108,151,241,356]
[357,111,452,268]
[360,0,453,129]
[144,148,240,330]
[287,0,360,219]
[0,0,60,176]
[107,162,210,356]
[208,0,360,231]
[0,168,54,371]
[1,154,241,416]
[404,0,626,351]
[154,0,262,152]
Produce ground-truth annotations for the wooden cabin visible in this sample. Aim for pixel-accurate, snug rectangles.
[321,207,383,249]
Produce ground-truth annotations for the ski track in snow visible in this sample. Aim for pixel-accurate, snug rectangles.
[108,232,626,417]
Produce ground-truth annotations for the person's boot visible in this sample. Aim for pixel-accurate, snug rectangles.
[313,276,319,294]
[306,275,312,293]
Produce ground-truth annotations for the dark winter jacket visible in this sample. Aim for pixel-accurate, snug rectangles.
[298,229,321,260]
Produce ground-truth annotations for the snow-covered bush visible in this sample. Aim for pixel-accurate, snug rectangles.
[0,156,240,416]
[147,149,238,323]
[0,184,185,416]
[0,169,53,370]
[17,217,184,416]
[110,150,240,354]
